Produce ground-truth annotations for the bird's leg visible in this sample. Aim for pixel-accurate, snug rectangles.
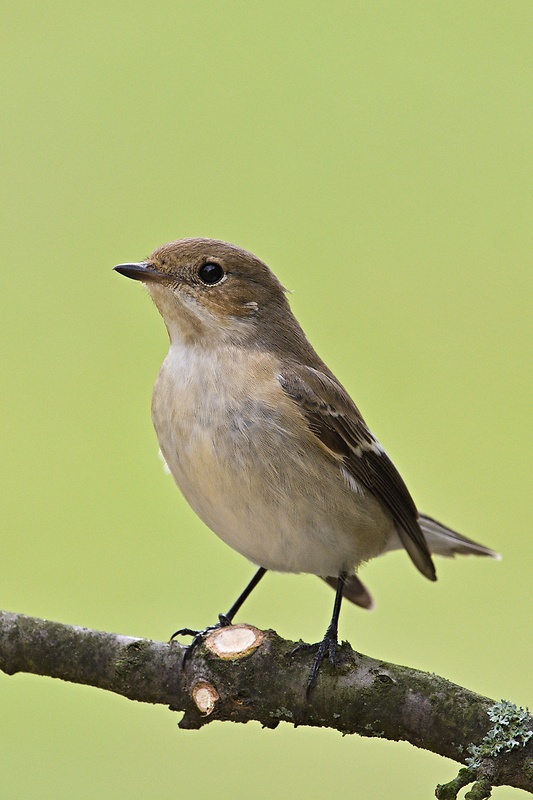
[170,567,267,666]
[216,566,267,626]
[292,571,347,700]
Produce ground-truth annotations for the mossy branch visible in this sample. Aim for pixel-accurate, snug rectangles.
[1,610,531,796]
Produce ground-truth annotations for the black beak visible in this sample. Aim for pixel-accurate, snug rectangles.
[113,262,164,282]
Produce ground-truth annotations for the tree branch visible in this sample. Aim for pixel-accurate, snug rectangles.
[1,610,531,796]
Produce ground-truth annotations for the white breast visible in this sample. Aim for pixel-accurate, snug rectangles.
[151,342,393,576]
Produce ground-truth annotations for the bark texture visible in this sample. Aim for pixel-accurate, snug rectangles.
[1,610,531,796]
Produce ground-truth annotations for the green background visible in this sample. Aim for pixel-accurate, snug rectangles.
[1,2,531,798]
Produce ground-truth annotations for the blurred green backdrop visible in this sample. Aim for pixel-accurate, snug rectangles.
[1,2,531,798]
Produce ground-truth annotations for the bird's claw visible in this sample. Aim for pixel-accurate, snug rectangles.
[169,614,233,668]
[291,626,340,700]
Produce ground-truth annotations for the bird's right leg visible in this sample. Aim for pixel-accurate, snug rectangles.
[170,566,268,666]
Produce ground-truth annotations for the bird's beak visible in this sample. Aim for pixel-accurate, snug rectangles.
[113,262,165,283]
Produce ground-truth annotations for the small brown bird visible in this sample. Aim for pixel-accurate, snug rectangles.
[114,238,499,695]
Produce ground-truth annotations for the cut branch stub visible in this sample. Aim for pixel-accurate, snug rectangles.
[205,624,265,660]
[191,681,219,716]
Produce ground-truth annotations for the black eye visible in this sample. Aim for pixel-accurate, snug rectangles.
[198,262,224,285]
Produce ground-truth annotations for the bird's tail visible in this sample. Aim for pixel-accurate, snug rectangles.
[418,513,500,559]
[322,514,499,610]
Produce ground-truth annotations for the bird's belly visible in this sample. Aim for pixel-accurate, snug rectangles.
[152,352,392,576]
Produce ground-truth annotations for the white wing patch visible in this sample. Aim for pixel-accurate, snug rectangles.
[353,439,385,457]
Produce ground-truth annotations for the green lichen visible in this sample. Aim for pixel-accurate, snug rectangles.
[466,700,533,768]
[114,639,150,676]
[522,757,533,781]
[271,707,294,720]
[363,722,385,738]
[464,777,493,800]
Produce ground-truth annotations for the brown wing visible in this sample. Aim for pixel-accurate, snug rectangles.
[278,364,436,581]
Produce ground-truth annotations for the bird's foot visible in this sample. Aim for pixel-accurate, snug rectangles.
[291,624,340,700]
[170,614,232,668]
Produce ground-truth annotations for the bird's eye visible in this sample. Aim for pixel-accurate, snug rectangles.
[198,262,225,285]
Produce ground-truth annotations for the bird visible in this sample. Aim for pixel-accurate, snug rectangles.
[114,238,499,696]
